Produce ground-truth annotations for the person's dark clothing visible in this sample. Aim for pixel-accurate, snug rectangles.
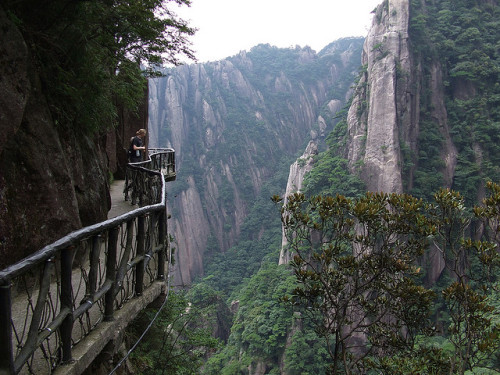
[129,136,144,163]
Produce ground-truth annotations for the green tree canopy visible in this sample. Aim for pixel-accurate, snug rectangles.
[4,0,196,133]
[278,183,500,374]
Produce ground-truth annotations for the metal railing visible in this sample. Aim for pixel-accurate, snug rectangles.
[0,149,176,374]
[124,148,176,205]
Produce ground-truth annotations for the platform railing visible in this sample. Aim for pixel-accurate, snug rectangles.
[124,148,176,205]
[0,149,175,375]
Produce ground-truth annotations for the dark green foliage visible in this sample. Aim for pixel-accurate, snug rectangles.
[407,0,500,202]
[410,118,445,200]
[128,291,221,374]
[281,191,437,373]
[434,184,500,373]
[303,108,365,198]
[231,264,294,359]
[283,326,330,375]
[4,0,195,134]
[280,184,500,374]
[368,346,452,375]
[203,262,331,375]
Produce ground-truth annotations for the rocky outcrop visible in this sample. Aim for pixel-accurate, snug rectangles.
[149,41,364,284]
[278,139,319,265]
[346,0,457,196]
[344,0,460,283]
[346,0,412,193]
[0,7,145,268]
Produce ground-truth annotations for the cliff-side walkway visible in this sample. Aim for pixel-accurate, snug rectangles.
[108,179,136,219]
[0,149,175,375]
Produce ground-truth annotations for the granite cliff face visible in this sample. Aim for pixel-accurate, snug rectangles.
[342,0,458,283]
[347,0,410,193]
[149,41,364,285]
[278,139,319,265]
[345,0,459,195]
[0,8,144,267]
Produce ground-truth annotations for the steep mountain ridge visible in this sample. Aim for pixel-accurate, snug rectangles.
[148,40,364,284]
[347,0,411,193]
[287,0,500,284]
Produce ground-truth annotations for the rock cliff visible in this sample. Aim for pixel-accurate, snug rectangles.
[347,0,410,193]
[278,139,318,265]
[342,0,461,283]
[345,0,460,196]
[149,40,364,285]
[290,0,499,284]
[0,7,145,267]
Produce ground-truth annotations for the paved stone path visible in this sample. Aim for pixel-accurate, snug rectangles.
[108,179,135,218]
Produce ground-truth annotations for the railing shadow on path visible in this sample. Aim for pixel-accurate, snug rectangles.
[0,149,176,375]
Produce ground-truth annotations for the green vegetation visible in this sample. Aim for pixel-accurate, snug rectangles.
[128,289,222,374]
[280,191,437,373]
[203,262,331,375]
[302,107,365,198]
[408,0,500,203]
[279,184,500,374]
[154,185,499,374]
[4,0,195,135]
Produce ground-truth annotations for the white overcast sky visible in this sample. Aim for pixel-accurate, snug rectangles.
[174,0,382,63]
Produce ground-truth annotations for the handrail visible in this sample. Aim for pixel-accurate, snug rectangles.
[124,148,176,205]
[0,149,175,375]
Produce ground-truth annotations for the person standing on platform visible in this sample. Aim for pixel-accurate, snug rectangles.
[128,129,147,163]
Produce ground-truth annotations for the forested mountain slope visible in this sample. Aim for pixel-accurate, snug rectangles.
[148,39,365,285]
[190,0,500,373]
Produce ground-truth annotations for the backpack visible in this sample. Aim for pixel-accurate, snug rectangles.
[128,137,134,157]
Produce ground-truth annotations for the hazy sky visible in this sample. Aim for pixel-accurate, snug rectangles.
[175,0,382,63]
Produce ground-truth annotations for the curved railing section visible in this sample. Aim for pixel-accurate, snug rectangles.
[124,147,176,205]
[0,149,176,375]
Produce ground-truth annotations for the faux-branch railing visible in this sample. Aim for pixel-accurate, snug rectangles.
[0,149,176,375]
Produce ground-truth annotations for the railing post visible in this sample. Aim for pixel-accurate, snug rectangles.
[135,215,145,296]
[60,247,74,363]
[158,210,166,280]
[138,176,144,207]
[124,167,130,201]
[105,227,119,321]
[86,235,100,300]
[170,151,175,176]
[0,283,14,374]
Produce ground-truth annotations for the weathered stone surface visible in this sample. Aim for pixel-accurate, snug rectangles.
[0,9,29,155]
[347,0,411,193]
[346,0,456,197]
[0,8,145,268]
[345,0,458,283]
[0,17,85,264]
[279,139,318,265]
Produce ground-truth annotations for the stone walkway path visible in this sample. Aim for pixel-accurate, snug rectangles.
[108,179,135,218]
